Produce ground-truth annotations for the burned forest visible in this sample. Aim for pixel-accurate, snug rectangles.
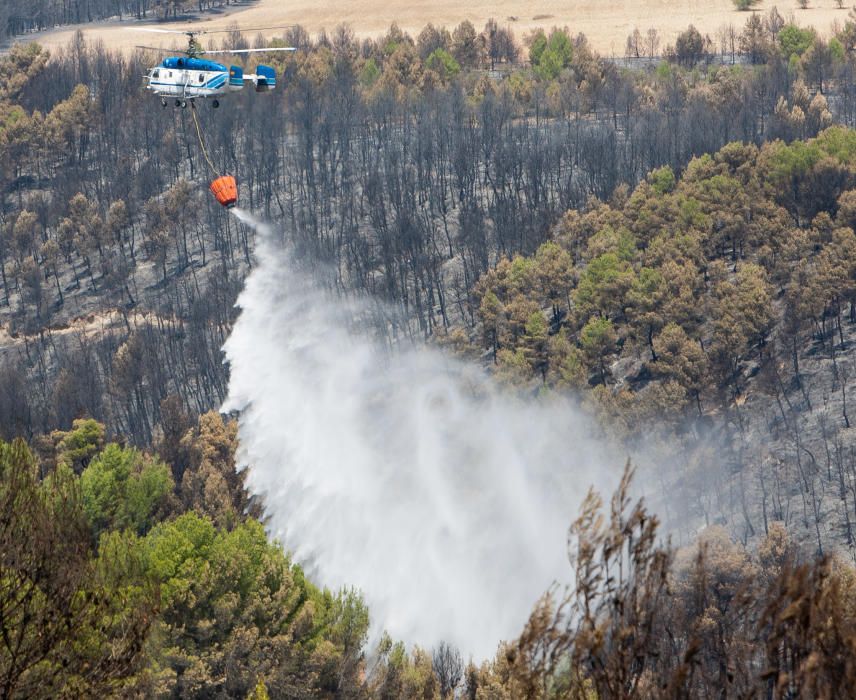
[3,11,856,698]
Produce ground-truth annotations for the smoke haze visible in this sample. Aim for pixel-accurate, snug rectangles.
[222,209,622,659]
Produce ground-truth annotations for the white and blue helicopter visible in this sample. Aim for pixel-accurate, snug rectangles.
[138,27,296,109]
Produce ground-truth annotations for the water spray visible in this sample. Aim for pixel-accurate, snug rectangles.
[223,209,622,658]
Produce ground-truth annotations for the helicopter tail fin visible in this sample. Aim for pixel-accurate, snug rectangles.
[242,65,277,92]
[253,65,276,92]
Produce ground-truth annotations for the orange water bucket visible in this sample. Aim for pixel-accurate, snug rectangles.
[210,175,238,208]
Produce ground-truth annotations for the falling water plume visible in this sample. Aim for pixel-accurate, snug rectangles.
[222,208,622,658]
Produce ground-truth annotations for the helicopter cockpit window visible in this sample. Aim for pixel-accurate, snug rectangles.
[199,73,205,82]
[152,69,160,79]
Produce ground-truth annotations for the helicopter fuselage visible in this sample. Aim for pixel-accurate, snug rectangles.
[145,57,243,100]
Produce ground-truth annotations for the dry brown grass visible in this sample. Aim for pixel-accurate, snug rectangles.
[12,0,854,58]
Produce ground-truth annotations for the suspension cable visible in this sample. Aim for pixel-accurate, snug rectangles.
[190,104,218,177]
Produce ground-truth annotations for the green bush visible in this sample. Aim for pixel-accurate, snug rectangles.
[425,48,461,80]
[779,24,815,58]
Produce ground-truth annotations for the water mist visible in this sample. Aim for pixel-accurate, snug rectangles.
[222,208,622,659]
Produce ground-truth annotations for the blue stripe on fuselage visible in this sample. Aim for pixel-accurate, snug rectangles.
[148,71,227,92]
[204,75,227,88]
[148,82,225,94]
[149,81,223,89]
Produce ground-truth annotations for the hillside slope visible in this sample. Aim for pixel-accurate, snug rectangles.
[467,132,856,557]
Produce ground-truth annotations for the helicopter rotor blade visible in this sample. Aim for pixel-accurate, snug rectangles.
[204,47,297,54]
[136,24,297,36]
[192,24,298,35]
[137,27,193,35]
[135,45,190,55]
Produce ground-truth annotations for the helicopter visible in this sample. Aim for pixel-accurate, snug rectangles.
[138,27,296,109]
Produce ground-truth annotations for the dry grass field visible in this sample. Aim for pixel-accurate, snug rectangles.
[13,0,855,58]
